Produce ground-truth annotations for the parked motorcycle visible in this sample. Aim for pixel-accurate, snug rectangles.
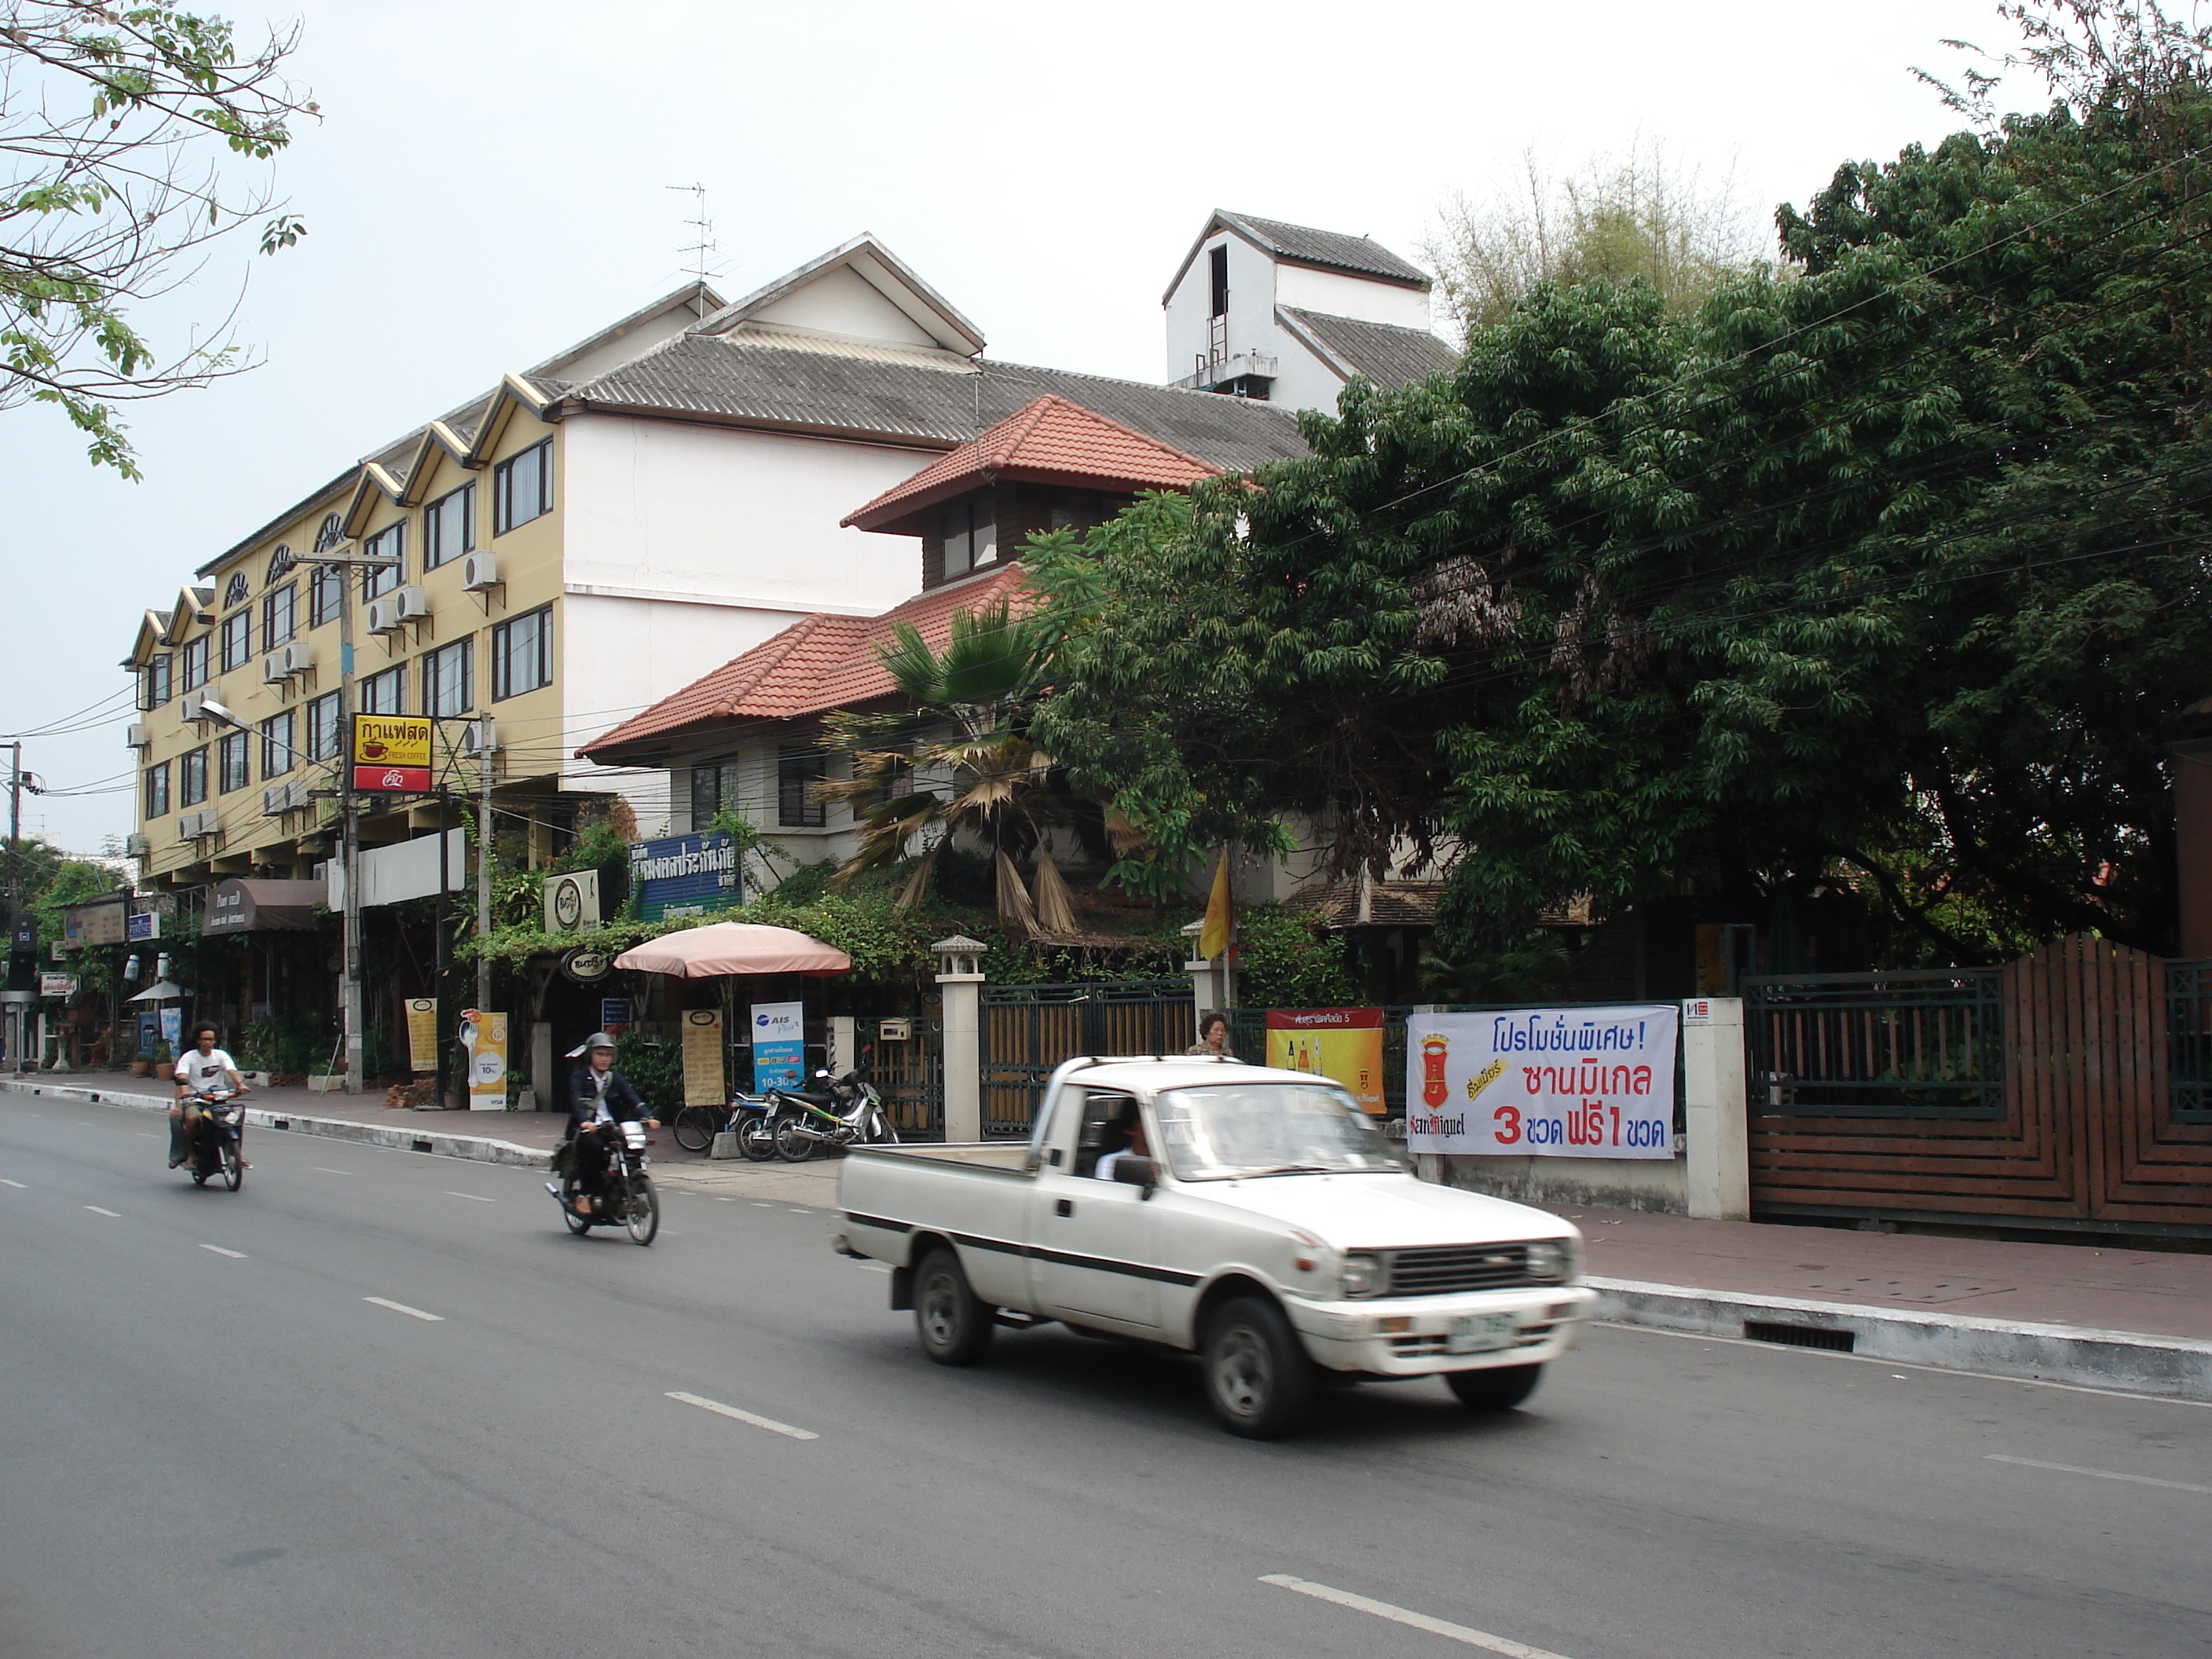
[545,1119,659,1244]
[178,1090,246,1191]
[770,1069,899,1162]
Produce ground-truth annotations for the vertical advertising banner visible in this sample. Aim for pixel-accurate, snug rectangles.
[749,1000,805,1093]
[405,998,438,1074]
[351,714,434,793]
[1405,1005,1678,1158]
[1265,1008,1386,1113]
[460,1010,508,1109]
[681,1009,724,1107]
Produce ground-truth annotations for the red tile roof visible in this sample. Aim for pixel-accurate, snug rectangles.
[581,564,1036,760]
[841,393,1218,532]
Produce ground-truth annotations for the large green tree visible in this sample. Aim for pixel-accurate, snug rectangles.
[1032,1,2212,961]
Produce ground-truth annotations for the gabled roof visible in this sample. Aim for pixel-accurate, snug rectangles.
[1277,306,1458,389]
[695,234,986,357]
[1163,210,1433,304]
[582,565,1034,762]
[843,394,1218,532]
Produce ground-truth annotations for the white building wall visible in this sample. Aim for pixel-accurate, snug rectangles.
[1163,231,1281,384]
[1264,339,1356,418]
[1273,264,1432,329]
[750,267,940,346]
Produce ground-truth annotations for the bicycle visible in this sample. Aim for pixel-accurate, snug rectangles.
[671,1095,777,1160]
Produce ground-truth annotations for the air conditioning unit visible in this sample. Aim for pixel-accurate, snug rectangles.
[126,723,149,749]
[124,833,151,858]
[280,640,312,676]
[262,651,289,684]
[457,717,496,758]
[285,778,312,811]
[261,784,289,817]
[394,584,431,623]
[178,809,216,841]
[461,550,499,591]
[364,595,401,633]
[180,690,209,723]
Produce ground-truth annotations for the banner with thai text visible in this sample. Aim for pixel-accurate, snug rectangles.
[1265,1008,1386,1114]
[461,1009,507,1108]
[1404,1005,1678,1158]
[682,1009,724,1107]
[749,1000,804,1093]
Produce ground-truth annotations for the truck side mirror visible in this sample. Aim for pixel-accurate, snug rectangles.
[1111,1155,1158,1195]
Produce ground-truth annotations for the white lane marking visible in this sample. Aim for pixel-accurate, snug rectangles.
[83,1205,120,1217]
[313,1168,351,1175]
[1261,1577,1575,1658]
[665,1391,819,1441]
[714,1196,734,1202]
[853,1262,891,1273]
[137,1133,159,1138]
[200,1243,248,1259]
[752,1202,773,1207]
[0,1178,26,1188]
[1987,1454,2212,1496]
[364,1296,444,1322]
[443,1191,495,1203]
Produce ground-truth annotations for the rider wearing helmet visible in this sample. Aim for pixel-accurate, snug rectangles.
[170,1023,249,1170]
[560,1032,656,1222]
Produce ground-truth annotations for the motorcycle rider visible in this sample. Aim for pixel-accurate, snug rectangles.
[561,1032,657,1222]
[170,1023,249,1170]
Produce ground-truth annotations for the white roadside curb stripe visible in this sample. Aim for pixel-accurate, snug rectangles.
[364,1296,443,1321]
[1987,1453,2212,1495]
[1261,1576,1575,1657]
[200,1244,247,1259]
[666,1391,818,1441]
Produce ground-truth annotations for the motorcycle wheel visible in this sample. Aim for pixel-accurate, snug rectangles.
[773,1117,817,1163]
[870,1111,900,1146]
[222,1141,244,1192]
[672,1105,718,1155]
[624,1176,659,1245]
[737,1116,778,1162]
[562,1188,592,1235]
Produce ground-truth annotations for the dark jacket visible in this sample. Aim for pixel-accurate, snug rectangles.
[566,1065,648,1133]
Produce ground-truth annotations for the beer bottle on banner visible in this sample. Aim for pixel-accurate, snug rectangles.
[1421,1035,1451,1108]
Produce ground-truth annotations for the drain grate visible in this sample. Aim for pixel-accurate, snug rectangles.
[411,1137,435,1152]
[1745,1320,1855,1353]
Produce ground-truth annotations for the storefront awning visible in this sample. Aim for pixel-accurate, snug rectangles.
[202,878,328,936]
[613,922,851,978]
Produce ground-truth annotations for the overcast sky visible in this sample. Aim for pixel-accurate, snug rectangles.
[2,0,2042,855]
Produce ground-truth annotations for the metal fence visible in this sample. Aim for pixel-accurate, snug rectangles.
[980,980,1193,1138]
[1744,969,2007,1119]
[858,1014,943,1139]
[2171,959,2212,1125]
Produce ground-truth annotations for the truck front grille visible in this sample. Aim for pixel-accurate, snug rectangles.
[1385,1243,1537,1296]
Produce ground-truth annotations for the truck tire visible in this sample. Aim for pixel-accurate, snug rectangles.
[914,1247,994,1367]
[1201,1295,1316,1438]
[1445,1364,1542,1412]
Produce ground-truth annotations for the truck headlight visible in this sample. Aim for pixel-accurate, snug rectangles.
[1340,1252,1380,1298]
[1524,1240,1573,1283]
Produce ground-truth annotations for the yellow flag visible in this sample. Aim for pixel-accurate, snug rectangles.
[1198,851,1233,961]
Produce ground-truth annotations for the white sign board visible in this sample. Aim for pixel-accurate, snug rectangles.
[1405,1005,1679,1158]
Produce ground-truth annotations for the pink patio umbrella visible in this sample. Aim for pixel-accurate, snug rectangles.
[612,922,851,979]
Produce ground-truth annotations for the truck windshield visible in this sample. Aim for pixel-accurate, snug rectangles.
[1152,1083,1403,1181]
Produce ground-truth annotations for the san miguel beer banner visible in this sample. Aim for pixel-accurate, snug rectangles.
[1405,1005,1679,1159]
[352,713,433,793]
[1265,1008,1386,1114]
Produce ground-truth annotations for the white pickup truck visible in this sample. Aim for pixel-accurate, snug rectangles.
[833,1056,1594,1437]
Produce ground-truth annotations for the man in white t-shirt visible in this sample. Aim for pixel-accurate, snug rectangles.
[170,1024,248,1170]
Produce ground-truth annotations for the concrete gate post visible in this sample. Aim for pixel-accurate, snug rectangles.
[1682,997,1750,1221]
[1180,921,1230,1042]
[933,936,987,1143]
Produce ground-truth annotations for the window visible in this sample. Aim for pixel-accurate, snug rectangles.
[223,571,250,609]
[494,439,552,533]
[315,511,344,553]
[363,522,405,600]
[309,563,344,628]
[423,483,475,570]
[423,636,474,717]
[690,759,743,829]
[143,761,170,820]
[265,544,295,584]
[140,654,172,711]
[180,746,208,807]
[939,496,995,579]
[181,635,210,691]
[262,583,296,649]
[219,610,251,672]
[1050,494,1112,534]
[217,731,250,793]
[1209,244,1229,317]
[777,745,826,828]
[260,710,295,778]
[306,692,342,762]
[361,665,406,716]
[491,604,551,699]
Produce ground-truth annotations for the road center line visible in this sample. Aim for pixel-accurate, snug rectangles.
[0,1178,26,1188]
[313,1168,351,1175]
[443,1191,495,1203]
[200,1243,248,1259]
[83,1205,119,1218]
[1260,1576,1577,1659]
[1986,1454,2212,1495]
[364,1296,444,1322]
[665,1391,819,1441]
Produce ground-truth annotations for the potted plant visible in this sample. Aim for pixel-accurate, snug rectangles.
[129,1047,154,1079]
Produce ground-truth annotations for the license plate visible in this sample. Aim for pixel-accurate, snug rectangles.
[1445,1313,1518,1354]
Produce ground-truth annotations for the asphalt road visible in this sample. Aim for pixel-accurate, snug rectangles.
[4,1097,2209,1659]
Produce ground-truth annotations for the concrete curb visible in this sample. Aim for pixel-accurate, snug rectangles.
[0,1077,552,1170]
[1591,1276,2212,1402]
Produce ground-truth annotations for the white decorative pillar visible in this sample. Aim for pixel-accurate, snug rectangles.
[1682,997,1750,1221]
[933,935,987,1142]
[829,1015,858,1077]
[1180,920,1230,1040]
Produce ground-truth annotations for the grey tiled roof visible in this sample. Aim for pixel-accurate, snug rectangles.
[1221,212,1432,286]
[1280,308,1458,390]
[559,334,1309,474]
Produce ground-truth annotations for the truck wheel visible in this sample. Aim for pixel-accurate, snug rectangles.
[1445,1364,1543,1411]
[914,1247,994,1367]
[1201,1295,1315,1438]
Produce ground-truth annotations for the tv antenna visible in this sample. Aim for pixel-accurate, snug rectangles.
[666,182,723,304]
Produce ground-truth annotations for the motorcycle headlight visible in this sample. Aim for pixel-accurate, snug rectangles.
[1339,1252,1380,1298]
[1524,1239,1577,1284]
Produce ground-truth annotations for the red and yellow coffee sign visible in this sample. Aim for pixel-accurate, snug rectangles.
[352,713,433,793]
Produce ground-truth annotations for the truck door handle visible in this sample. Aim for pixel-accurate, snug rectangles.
[1054,1199,1074,1218]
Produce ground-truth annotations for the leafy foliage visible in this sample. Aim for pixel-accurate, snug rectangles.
[1233,906,1361,1008]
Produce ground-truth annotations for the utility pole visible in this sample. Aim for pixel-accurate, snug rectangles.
[5,741,20,919]
[477,716,495,1014]
[337,558,364,1095]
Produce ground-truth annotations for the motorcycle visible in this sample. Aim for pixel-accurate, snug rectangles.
[769,1068,899,1163]
[178,1090,246,1191]
[545,1118,660,1244]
